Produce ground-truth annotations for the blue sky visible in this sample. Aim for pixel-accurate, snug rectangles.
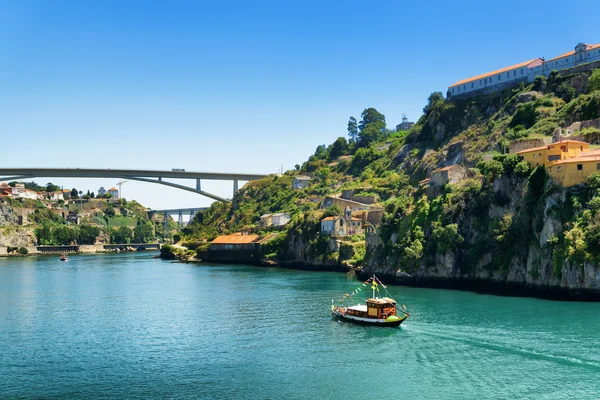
[0,0,598,210]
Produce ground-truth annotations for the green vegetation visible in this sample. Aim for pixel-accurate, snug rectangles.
[180,65,600,280]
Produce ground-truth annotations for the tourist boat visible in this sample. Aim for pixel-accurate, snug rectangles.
[59,253,69,262]
[331,274,409,327]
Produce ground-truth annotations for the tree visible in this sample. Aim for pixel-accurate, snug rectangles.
[556,82,576,102]
[70,188,79,199]
[347,116,358,142]
[79,225,100,245]
[35,225,53,245]
[314,144,327,159]
[356,108,386,148]
[111,226,133,244]
[423,92,444,115]
[358,108,386,132]
[532,75,546,91]
[46,183,60,192]
[133,222,154,243]
[589,69,600,92]
[329,137,349,160]
[90,192,95,198]
[104,202,116,217]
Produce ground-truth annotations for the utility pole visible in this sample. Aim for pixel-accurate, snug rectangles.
[116,180,129,199]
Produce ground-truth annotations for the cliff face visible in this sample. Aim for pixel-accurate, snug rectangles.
[0,228,37,247]
[362,174,600,299]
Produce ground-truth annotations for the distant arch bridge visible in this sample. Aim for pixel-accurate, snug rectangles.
[0,168,268,203]
[148,207,208,230]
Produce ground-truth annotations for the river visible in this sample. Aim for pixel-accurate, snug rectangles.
[0,252,599,399]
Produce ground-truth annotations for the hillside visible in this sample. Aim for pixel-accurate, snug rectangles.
[0,192,173,249]
[182,66,600,299]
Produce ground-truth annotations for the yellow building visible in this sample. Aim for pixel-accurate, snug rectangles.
[547,150,600,186]
[516,139,589,168]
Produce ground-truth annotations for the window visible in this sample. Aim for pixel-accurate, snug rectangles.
[471,82,474,88]
[507,72,510,78]
[557,166,562,172]
[538,153,542,158]
[561,145,566,152]
[521,68,523,75]
[452,87,455,93]
[597,163,600,170]
[577,164,583,171]
[533,153,536,159]
[548,155,561,161]
[498,75,501,81]
[513,70,516,77]
[581,146,583,151]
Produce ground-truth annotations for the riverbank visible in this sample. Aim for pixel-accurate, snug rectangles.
[169,250,600,301]
[1,243,161,257]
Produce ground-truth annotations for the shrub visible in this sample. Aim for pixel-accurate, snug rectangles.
[18,247,28,255]
[556,82,576,103]
[160,244,177,260]
[588,172,600,191]
[589,69,600,92]
[511,102,538,129]
[532,75,546,91]
[478,159,504,179]
[432,222,464,253]
[514,161,531,177]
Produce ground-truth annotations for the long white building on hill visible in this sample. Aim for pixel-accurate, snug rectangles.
[448,42,600,97]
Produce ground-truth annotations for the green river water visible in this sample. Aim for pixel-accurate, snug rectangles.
[0,252,599,399]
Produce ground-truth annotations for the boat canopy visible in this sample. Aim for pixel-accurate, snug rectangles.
[347,305,368,312]
[366,297,396,305]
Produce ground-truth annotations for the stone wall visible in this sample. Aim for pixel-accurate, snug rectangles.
[509,138,551,153]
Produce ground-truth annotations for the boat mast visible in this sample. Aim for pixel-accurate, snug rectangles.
[372,274,376,298]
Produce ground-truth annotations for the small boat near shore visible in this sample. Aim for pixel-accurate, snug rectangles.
[332,274,409,327]
[59,253,69,262]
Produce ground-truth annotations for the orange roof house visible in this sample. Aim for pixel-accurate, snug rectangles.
[517,139,589,168]
[210,234,259,245]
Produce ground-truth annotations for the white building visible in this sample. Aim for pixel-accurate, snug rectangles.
[107,187,119,199]
[293,176,311,189]
[259,212,291,228]
[448,42,600,97]
[449,58,542,97]
[17,189,42,200]
[271,213,290,227]
[98,186,107,196]
[47,191,64,201]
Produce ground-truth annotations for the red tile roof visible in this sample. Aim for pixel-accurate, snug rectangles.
[548,44,600,61]
[516,140,589,155]
[210,234,260,245]
[449,59,541,88]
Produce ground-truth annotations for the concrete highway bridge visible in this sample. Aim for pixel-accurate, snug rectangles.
[0,168,268,203]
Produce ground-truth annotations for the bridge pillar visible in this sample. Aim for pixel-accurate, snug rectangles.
[163,213,169,240]
[178,210,183,230]
[158,177,162,182]
[188,209,195,225]
[233,179,239,195]
[196,179,201,190]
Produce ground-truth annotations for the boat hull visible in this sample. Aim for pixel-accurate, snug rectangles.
[332,311,407,327]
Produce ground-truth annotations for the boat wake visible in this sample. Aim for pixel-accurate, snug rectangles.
[406,326,600,370]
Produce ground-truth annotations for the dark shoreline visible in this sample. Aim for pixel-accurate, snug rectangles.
[184,255,600,302]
